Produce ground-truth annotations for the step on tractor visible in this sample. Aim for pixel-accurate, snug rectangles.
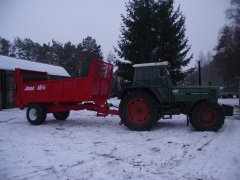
[14,59,233,131]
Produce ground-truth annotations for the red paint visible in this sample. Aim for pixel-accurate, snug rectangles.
[198,108,216,126]
[126,98,150,123]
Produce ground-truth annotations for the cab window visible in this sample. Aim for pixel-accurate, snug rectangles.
[135,68,151,85]
[152,68,166,85]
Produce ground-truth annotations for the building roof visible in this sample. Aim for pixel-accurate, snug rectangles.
[0,55,70,77]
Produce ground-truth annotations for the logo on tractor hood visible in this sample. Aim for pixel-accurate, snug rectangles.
[172,89,179,94]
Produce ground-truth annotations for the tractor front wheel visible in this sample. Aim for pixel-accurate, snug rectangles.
[26,104,47,125]
[119,92,158,131]
[190,102,224,131]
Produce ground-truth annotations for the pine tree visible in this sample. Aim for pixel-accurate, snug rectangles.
[0,37,11,56]
[63,41,77,77]
[116,0,193,84]
[116,0,155,81]
[226,0,240,26]
[213,0,240,86]
[37,43,52,64]
[51,40,64,65]
[3,36,103,77]
[13,37,38,61]
[13,37,24,58]
[153,0,193,83]
[79,36,103,76]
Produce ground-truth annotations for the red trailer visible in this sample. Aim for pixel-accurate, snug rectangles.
[14,59,119,125]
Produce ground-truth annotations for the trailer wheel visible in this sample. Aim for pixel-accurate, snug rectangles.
[53,111,70,120]
[190,102,224,131]
[26,104,46,125]
[119,92,158,131]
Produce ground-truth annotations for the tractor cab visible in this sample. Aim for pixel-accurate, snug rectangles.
[132,61,172,102]
[133,61,170,86]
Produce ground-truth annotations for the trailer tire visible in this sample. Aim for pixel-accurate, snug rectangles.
[53,111,70,120]
[119,92,158,131]
[26,104,46,125]
[190,102,224,131]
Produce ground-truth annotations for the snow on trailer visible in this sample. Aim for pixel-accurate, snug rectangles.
[14,59,118,125]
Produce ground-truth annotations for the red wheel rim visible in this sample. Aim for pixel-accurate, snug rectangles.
[198,108,216,126]
[126,98,150,123]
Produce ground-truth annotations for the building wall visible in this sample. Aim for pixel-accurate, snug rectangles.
[0,70,15,109]
[0,70,6,109]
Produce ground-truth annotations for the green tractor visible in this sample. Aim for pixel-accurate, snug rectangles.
[119,62,233,131]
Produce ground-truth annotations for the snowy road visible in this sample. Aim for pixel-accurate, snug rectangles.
[0,98,240,180]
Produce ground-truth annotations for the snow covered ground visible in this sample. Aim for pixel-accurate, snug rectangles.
[0,98,240,180]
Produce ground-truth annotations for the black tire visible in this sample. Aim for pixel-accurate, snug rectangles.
[26,104,46,125]
[190,102,225,131]
[119,92,158,131]
[53,111,70,120]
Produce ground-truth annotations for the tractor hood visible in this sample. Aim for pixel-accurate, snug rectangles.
[172,86,219,102]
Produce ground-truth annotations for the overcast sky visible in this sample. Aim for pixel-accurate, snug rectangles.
[0,0,231,67]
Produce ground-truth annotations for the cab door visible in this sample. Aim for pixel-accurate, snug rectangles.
[152,67,171,102]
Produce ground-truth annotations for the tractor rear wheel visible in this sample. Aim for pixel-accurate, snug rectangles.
[53,111,70,120]
[190,102,224,131]
[26,104,47,125]
[119,92,158,131]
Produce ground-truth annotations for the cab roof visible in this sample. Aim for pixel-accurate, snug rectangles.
[133,61,168,67]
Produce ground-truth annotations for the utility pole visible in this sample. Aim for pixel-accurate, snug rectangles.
[238,78,240,106]
[198,61,202,86]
